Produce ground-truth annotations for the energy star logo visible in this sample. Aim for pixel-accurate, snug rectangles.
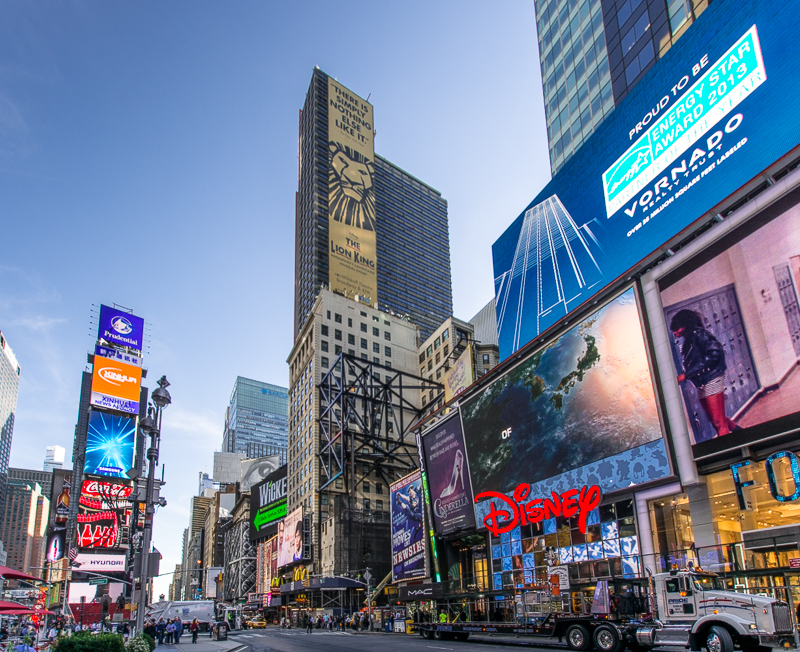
[602,25,766,217]
[98,367,138,386]
[110,315,133,335]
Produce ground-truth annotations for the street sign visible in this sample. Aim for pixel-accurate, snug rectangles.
[363,570,372,583]
[89,578,108,585]
[789,558,800,569]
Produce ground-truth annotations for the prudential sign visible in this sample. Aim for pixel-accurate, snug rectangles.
[603,26,765,217]
[493,2,800,359]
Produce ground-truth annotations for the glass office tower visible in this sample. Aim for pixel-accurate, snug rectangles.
[222,377,288,465]
[0,332,20,528]
[538,0,710,174]
[294,68,453,342]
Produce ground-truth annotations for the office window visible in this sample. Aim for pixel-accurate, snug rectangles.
[435,352,440,364]
[385,346,392,358]
[428,360,433,371]
[385,361,391,369]
[373,342,380,353]
[443,344,448,356]
[348,318,353,327]
[373,356,380,364]
[335,345,342,355]
[384,332,391,341]
[420,367,425,376]
[434,337,440,350]
[321,325,328,336]
[348,349,355,356]
[361,323,367,333]
[372,326,379,336]
[335,314,342,323]
[327,311,331,319]
[321,356,329,368]
[442,328,449,340]
[363,499,370,510]
[348,333,355,345]
[375,483,383,495]
[335,478,343,489]
[360,311,367,317]
[419,353,425,363]
[436,369,442,380]
[361,353,368,361]
[376,500,384,511]
[364,482,371,493]
[483,354,490,364]
[427,345,433,356]
[373,315,380,322]
[335,329,342,341]
[321,341,328,352]
[361,338,367,349]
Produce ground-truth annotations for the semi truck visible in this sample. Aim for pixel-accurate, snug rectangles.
[416,569,796,652]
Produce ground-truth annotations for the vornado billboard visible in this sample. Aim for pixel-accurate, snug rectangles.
[493,1,800,359]
[327,76,377,303]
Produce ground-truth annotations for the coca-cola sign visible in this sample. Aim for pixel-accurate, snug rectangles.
[475,483,602,536]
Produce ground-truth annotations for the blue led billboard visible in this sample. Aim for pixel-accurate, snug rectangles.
[98,305,144,352]
[494,1,799,359]
[84,410,136,479]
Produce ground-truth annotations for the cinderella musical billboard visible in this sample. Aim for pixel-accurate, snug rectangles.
[493,1,800,359]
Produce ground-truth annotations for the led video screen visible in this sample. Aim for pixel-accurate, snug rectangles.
[462,288,664,500]
[84,410,136,479]
[493,1,800,359]
[659,188,800,455]
[276,507,303,568]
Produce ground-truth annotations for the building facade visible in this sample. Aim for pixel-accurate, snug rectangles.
[0,332,21,528]
[287,288,423,581]
[537,0,710,173]
[8,468,53,502]
[0,480,49,577]
[44,445,65,472]
[221,377,288,466]
[294,68,453,342]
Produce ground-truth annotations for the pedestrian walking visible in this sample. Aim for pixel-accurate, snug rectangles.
[190,618,199,644]
[156,619,166,645]
[174,617,183,644]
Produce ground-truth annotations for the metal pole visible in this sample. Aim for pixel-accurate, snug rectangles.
[135,407,160,632]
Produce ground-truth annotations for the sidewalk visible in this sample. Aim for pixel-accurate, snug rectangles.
[154,639,248,652]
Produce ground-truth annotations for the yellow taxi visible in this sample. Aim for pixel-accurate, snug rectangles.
[246,616,267,629]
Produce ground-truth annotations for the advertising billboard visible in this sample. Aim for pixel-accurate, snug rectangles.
[77,478,133,550]
[249,466,287,541]
[659,187,800,457]
[276,507,303,568]
[72,553,126,572]
[327,76,378,303]
[493,2,800,359]
[390,470,427,582]
[443,344,474,403]
[240,455,280,492]
[84,410,136,479]
[462,289,668,514]
[420,416,476,535]
[90,355,142,415]
[45,469,72,562]
[98,305,144,351]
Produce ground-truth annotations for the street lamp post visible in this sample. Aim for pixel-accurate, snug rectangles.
[135,375,171,633]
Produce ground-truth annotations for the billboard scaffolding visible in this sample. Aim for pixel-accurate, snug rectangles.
[318,353,441,576]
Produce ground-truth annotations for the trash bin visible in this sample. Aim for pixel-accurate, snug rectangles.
[212,622,228,641]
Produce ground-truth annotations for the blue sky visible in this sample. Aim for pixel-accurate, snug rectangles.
[0,1,550,597]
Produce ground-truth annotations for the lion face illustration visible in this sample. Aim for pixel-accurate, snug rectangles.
[328,142,376,231]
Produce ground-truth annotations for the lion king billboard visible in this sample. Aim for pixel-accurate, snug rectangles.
[327,76,377,303]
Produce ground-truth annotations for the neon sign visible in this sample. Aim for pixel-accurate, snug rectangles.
[475,484,603,536]
[731,451,800,509]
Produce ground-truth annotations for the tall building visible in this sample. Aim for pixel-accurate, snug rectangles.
[221,377,288,465]
[537,0,709,173]
[43,445,65,472]
[0,480,49,576]
[0,332,21,527]
[294,68,453,342]
[288,288,425,579]
[8,468,53,502]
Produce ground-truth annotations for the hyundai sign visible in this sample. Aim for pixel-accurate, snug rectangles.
[493,1,799,358]
[98,305,144,352]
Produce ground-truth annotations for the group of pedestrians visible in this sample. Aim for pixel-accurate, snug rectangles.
[143,617,202,645]
[300,612,379,632]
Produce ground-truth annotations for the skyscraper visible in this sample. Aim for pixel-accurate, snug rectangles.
[0,332,20,528]
[294,68,452,342]
[537,0,709,173]
[0,479,49,576]
[44,445,65,472]
[221,377,288,465]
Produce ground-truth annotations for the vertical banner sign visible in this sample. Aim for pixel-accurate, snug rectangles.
[444,343,474,402]
[327,77,378,303]
[420,416,477,535]
[390,470,427,582]
[45,469,72,562]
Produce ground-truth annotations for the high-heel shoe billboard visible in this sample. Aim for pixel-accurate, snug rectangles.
[420,414,476,535]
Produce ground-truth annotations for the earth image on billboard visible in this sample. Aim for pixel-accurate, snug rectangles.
[461,288,661,496]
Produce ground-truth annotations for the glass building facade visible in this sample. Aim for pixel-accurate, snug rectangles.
[294,68,453,342]
[0,332,20,529]
[222,377,288,466]
[536,0,710,174]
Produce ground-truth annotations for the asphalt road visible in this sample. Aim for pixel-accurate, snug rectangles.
[226,628,569,652]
